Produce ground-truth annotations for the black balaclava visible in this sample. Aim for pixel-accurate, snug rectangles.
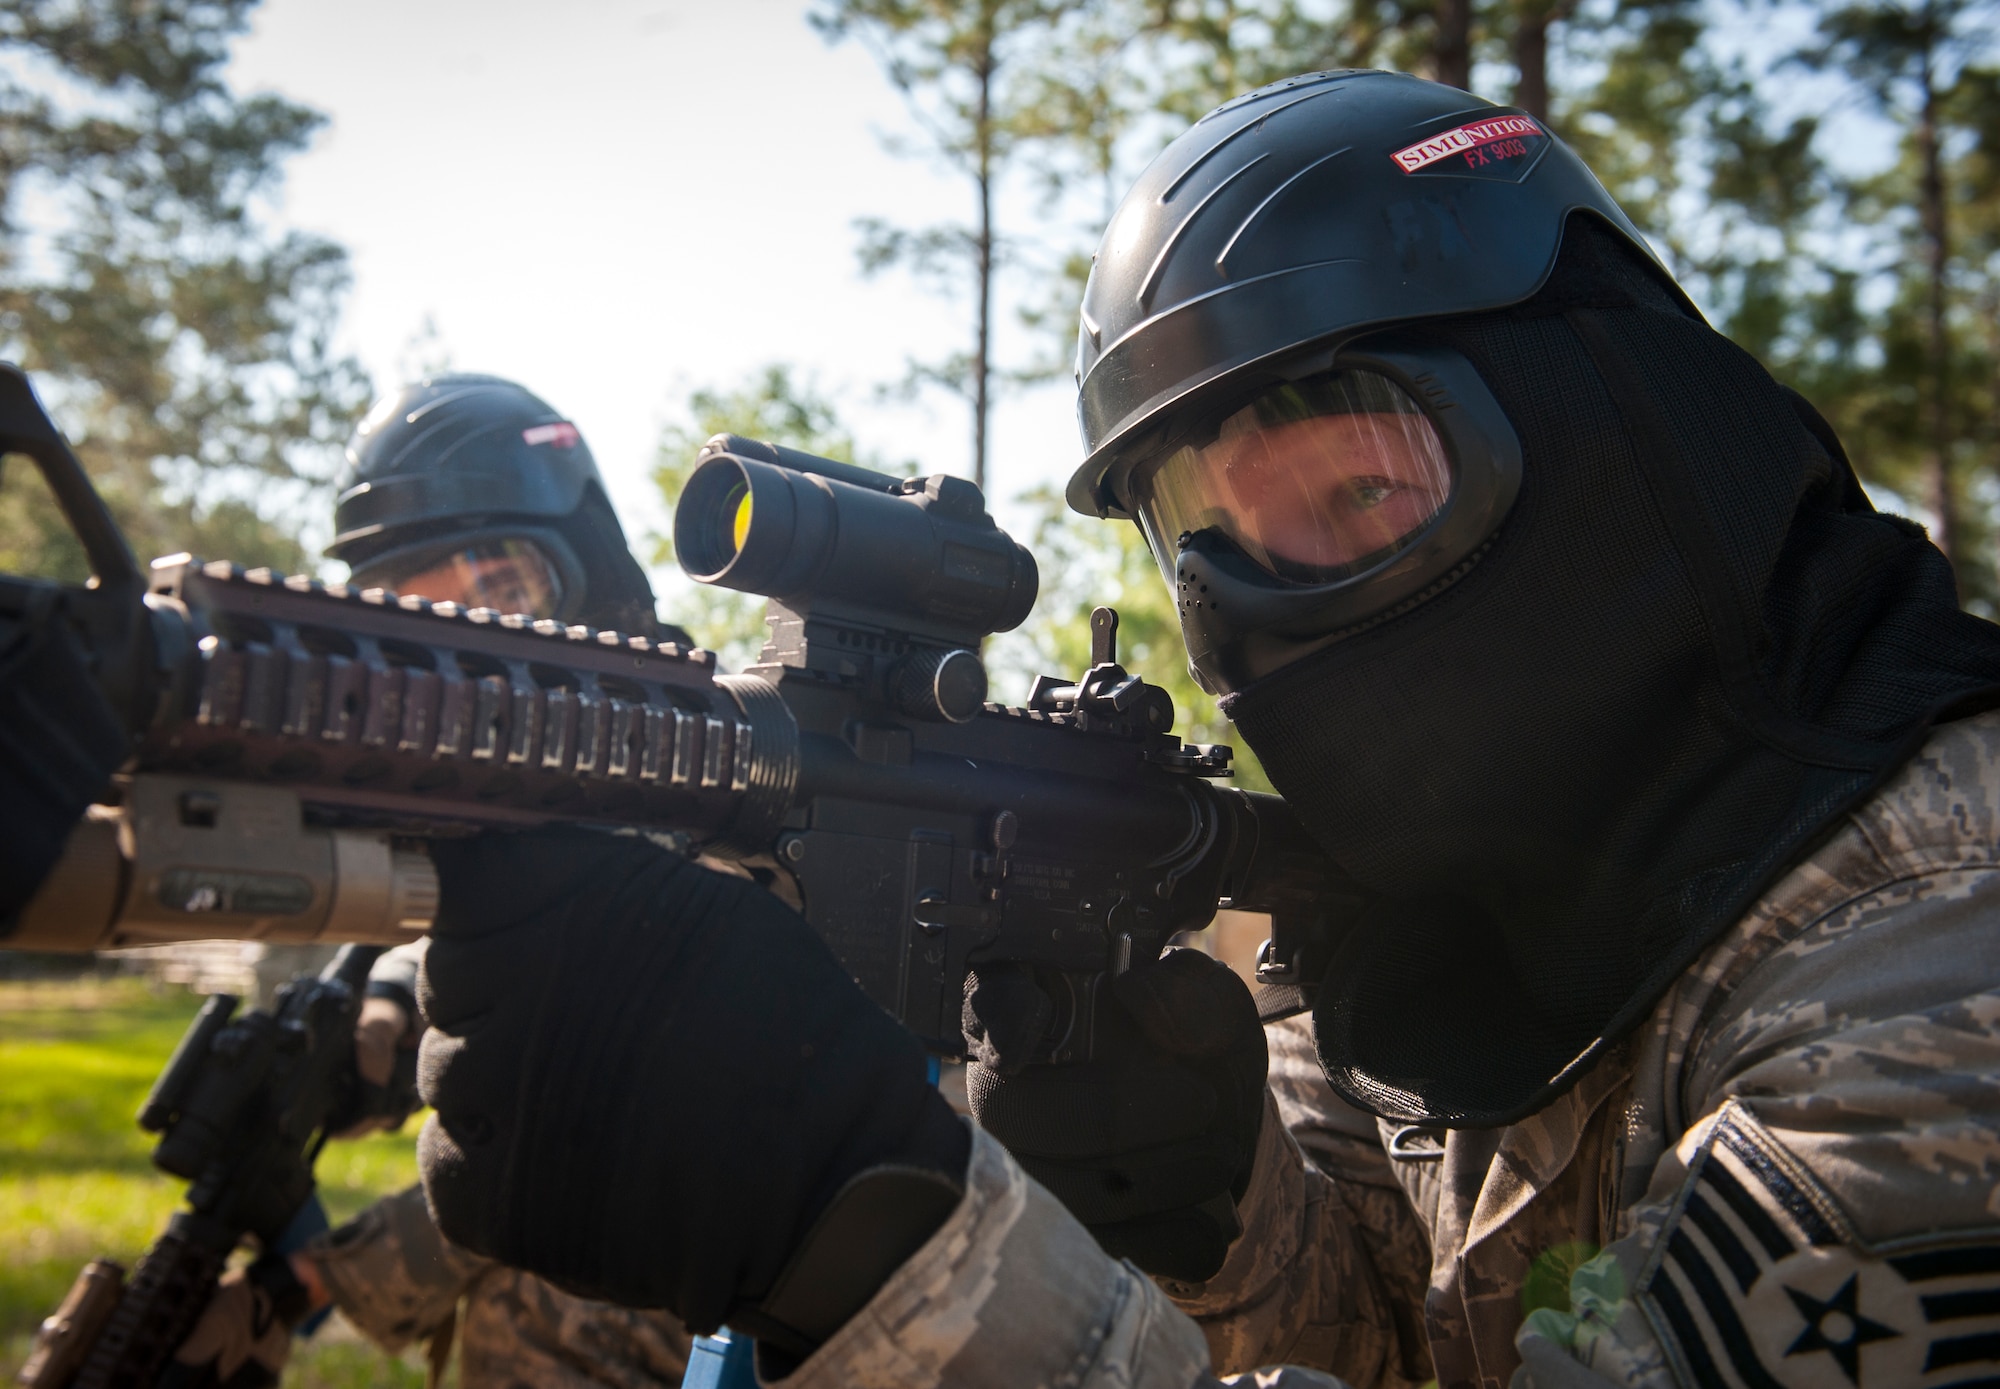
[1224,219,2000,1128]
[561,486,676,641]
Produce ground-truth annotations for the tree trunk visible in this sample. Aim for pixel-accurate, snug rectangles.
[1434,0,1472,90]
[1917,33,1954,569]
[1219,0,1241,98]
[973,16,994,496]
[1514,4,1550,120]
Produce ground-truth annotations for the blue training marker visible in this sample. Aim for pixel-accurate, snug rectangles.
[683,1328,755,1389]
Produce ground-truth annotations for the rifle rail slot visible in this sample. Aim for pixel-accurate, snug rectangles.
[605,699,641,779]
[322,654,365,743]
[668,709,699,785]
[541,688,578,771]
[195,640,245,728]
[641,707,671,782]
[572,688,607,775]
[432,670,472,756]
[701,716,729,789]
[358,662,406,748]
[240,645,282,733]
[469,675,508,761]
[503,675,542,767]
[278,635,326,740]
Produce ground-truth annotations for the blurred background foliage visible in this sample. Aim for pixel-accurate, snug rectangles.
[4,0,1999,701]
[0,976,430,1386]
[0,0,370,579]
[692,0,2000,768]
[806,0,2000,612]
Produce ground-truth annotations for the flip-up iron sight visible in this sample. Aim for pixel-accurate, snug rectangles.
[676,436,1036,722]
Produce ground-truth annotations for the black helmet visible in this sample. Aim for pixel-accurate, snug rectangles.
[329,374,668,638]
[1067,71,1696,692]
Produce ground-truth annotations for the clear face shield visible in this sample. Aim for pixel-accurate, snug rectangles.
[1109,345,1522,694]
[355,536,570,620]
[1128,369,1456,592]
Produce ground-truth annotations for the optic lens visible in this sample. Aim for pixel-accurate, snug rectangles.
[728,483,753,559]
[1130,368,1453,587]
[674,457,763,580]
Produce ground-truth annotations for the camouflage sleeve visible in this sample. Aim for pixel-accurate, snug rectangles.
[1518,863,2000,1386]
[1166,1018,1433,1386]
[307,1182,492,1351]
[782,1126,1352,1389]
[455,1269,694,1388]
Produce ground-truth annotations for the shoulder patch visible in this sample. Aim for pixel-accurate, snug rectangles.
[1641,1102,2000,1389]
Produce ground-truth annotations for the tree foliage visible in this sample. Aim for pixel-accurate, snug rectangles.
[0,0,369,582]
[826,0,2000,799]
[814,0,1084,494]
[873,0,2000,616]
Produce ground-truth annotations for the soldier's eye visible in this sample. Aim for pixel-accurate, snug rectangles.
[1347,477,1399,509]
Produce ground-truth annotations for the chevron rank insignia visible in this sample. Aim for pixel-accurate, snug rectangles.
[1640,1103,2000,1388]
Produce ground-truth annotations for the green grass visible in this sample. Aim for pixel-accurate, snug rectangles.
[0,978,432,1386]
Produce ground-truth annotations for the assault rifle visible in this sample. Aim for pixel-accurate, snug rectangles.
[16,945,389,1389]
[2,363,1349,1061]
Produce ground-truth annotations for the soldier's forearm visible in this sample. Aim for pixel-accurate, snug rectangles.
[309,1185,491,1351]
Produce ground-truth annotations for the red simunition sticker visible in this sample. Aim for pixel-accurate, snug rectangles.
[1390,116,1544,174]
[522,422,580,448]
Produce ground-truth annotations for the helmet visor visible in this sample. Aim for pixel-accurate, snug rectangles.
[359,537,568,619]
[1129,369,1454,587]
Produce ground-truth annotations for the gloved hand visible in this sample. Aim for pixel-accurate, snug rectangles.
[331,994,420,1138]
[163,1255,315,1389]
[416,827,969,1344]
[964,947,1266,1283]
[0,604,128,920]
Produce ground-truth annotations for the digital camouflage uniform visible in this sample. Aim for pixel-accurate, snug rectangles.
[310,1182,692,1387]
[776,710,2000,1389]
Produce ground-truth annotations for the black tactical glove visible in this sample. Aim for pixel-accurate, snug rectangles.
[0,604,127,920]
[964,947,1266,1283]
[416,827,969,1345]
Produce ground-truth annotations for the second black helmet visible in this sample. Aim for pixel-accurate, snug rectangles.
[329,374,668,638]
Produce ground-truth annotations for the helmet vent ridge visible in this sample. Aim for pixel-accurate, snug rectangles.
[1141,154,1269,310]
[1216,145,1352,278]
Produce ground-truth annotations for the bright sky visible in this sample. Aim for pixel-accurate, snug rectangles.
[229,0,1092,582]
[225,0,1933,586]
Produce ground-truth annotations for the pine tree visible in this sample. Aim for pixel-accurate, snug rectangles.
[814,0,1082,496]
[1795,0,1999,590]
[0,0,369,582]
